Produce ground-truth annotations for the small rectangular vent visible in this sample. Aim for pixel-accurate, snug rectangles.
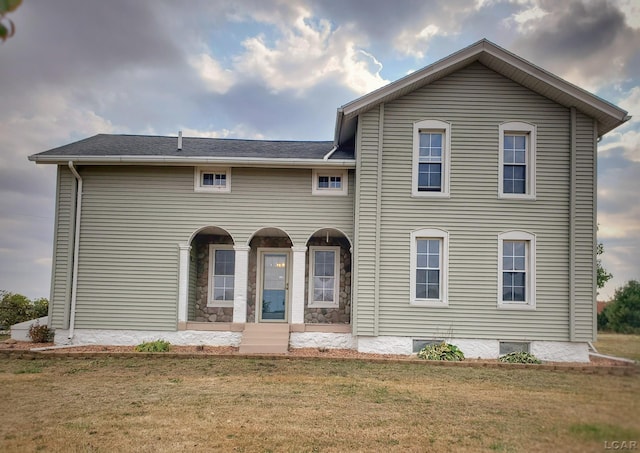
[499,341,530,355]
[412,339,443,353]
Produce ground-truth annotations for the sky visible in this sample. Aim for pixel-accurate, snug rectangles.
[0,0,638,302]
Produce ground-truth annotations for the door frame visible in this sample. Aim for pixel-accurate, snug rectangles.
[256,247,291,323]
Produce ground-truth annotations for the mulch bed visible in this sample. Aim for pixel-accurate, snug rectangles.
[0,340,636,375]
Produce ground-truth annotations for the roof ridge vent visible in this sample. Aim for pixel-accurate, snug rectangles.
[177,130,182,151]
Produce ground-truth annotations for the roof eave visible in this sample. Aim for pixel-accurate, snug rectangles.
[28,154,356,168]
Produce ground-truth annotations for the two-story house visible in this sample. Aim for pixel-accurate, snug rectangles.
[30,40,629,361]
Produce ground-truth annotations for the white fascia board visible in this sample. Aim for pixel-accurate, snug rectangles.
[28,154,356,168]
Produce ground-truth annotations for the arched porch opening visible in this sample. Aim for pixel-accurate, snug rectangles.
[304,228,352,324]
[247,227,294,323]
[188,226,235,323]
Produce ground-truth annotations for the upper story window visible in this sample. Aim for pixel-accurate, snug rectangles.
[412,119,451,197]
[499,122,536,199]
[208,245,235,307]
[194,167,231,193]
[498,231,536,310]
[409,228,449,306]
[312,169,348,196]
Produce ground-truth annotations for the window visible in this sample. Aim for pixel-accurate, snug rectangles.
[412,119,451,197]
[498,231,536,309]
[499,122,536,199]
[312,169,348,195]
[308,246,340,308]
[194,167,231,193]
[410,228,449,306]
[208,245,235,307]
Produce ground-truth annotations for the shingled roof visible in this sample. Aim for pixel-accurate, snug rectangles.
[30,134,355,166]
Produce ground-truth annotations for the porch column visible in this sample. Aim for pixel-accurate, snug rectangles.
[177,243,192,324]
[232,245,250,323]
[290,245,307,324]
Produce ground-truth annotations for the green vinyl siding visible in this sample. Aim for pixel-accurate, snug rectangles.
[49,166,75,329]
[574,112,597,340]
[61,166,354,331]
[353,105,381,335]
[355,61,582,341]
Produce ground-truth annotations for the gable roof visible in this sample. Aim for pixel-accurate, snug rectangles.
[29,134,355,167]
[334,39,630,145]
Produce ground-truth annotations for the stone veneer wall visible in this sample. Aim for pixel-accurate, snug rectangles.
[246,236,293,322]
[191,234,351,325]
[192,234,234,322]
[304,236,351,324]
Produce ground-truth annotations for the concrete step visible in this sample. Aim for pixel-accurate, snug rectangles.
[239,323,290,354]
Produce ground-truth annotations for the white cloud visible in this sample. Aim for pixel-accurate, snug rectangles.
[231,14,388,95]
[394,24,440,59]
[506,4,549,32]
[190,53,235,94]
[179,125,266,140]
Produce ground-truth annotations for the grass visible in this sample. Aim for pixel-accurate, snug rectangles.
[594,333,640,361]
[0,356,638,452]
[0,334,9,341]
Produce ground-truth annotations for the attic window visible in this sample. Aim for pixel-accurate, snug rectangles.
[312,169,348,196]
[194,167,231,193]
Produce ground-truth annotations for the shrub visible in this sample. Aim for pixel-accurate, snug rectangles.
[598,280,640,334]
[499,351,541,364]
[135,340,171,352]
[0,291,49,329]
[28,322,54,343]
[417,342,465,361]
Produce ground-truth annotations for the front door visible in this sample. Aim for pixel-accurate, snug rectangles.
[258,249,289,322]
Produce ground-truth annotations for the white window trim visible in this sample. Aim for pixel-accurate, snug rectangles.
[307,246,340,308]
[412,119,451,198]
[312,169,348,196]
[498,121,536,199]
[410,228,449,307]
[194,166,231,193]
[207,244,235,307]
[497,230,536,310]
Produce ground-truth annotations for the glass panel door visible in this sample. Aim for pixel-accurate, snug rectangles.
[261,253,287,321]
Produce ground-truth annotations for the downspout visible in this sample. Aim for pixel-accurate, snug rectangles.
[68,161,83,340]
[569,108,576,342]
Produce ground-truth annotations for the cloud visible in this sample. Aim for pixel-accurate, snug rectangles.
[511,0,640,91]
[190,53,236,94]
[597,148,640,300]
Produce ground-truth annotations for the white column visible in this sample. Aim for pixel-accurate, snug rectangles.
[232,245,250,323]
[290,245,307,324]
[177,243,192,324]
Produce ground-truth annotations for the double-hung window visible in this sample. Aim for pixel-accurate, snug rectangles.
[308,246,340,308]
[498,231,536,309]
[412,120,451,197]
[410,228,449,306]
[208,245,235,307]
[195,167,231,193]
[499,122,536,199]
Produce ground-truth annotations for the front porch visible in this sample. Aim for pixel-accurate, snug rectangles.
[176,226,352,351]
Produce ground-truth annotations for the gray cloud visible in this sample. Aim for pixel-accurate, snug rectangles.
[512,0,640,89]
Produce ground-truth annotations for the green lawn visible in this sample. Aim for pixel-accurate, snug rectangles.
[0,355,638,452]
[594,333,640,361]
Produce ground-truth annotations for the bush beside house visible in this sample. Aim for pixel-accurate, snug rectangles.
[598,280,640,334]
